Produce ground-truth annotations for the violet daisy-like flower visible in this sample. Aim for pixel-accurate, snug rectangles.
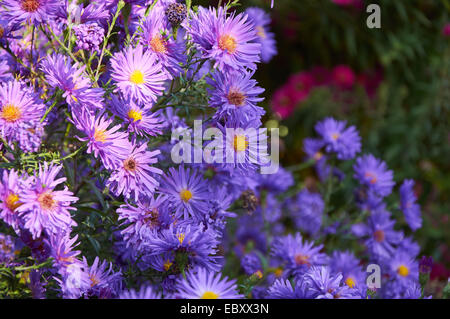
[207,70,265,125]
[0,80,45,139]
[303,266,362,299]
[3,0,59,26]
[47,233,82,273]
[40,54,104,113]
[315,117,361,160]
[271,233,328,276]
[388,249,419,286]
[266,278,315,299]
[329,251,366,290]
[176,268,243,299]
[107,143,162,201]
[110,45,167,104]
[16,163,78,239]
[212,121,269,175]
[73,22,104,53]
[81,256,123,299]
[117,195,172,248]
[245,7,277,63]
[110,95,163,137]
[0,169,26,231]
[145,223,221,271]
[241,252,263,276]
[289,189,324,235]
[351,208,403,260]
[353,154,395,198]
[188,6,261,72]
[119,285,162,299]
[159,166,210,220]
[139,9,186,78]
[399,179,422,231]
[73,110,131,170]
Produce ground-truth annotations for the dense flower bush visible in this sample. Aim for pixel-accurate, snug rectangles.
[0,0,447,299]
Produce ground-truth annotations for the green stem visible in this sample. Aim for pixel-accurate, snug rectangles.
[94,1,126,82]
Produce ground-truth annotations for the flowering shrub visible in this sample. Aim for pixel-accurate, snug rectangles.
[0,0,447,299]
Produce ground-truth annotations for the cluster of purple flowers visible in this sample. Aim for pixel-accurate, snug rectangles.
[0,0,428,300]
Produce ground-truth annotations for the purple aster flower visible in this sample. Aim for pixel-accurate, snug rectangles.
[176,268,243,299]
[145,222,222,271]
[289,189,324,235]
[47,233,82,273]
[3,0,59,26]
[354,154,395,198]
[212,121,269,175]
[329,251,366,291]
[245,7,277,63]
[107,142,162,201]
[16,163,78,239]
[241,252,263,276]
[110,45,167,104]
[117,195,172,248]
[315,117,361,160]
[399,179,422,231]
[73,110,131,170]
[0,233,22,264]
[207,70,265,126]
[398,236,420,258]
[40,54,104,112]
[351,208,403,260]
[82,256,123,299]
[159,166,210,220]
[187,6,261,72]
[419,256,433,274]
[109,95,163,137]
[165,2,187,26]
[257,193,282,223]
[303,266,362,299]
[255,166,294,194]
[271,233,328,276]
[139,9,186,78]
[73,22,104,52]
[266,278,315,299]
[119,285,162,299]
[388,249,419,287]
[0,169,26,232]
[0,80,45,140]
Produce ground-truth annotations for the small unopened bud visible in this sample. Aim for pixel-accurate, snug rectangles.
[240,190,259,214]
[165,3,187,26]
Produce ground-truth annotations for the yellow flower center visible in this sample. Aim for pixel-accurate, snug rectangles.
[364,172,378,184]
[93,129,107,142]
[21,0,41,12]
[274,267,283,277]
[201,291,219,299]
[38,192,56,210]
[397,265,409,277]
[233,135,248,152]
[314,151,323,161]
[254,270,263,279]
[5,193,21,211]
[180,189,192,202]
[345,277,356,288]
[331,133,340,140]
[0,26,4,38]
[128,109,143,122]
[1,104,22,122]
[163,260,173,271]
[124,158,137,171]
[177,233,185,245]
[374,230,385,242]
[219,34,237,53]
[150,36,168,54]
[227,90,246,106]
[90,275,100,287]
[294,254,310,266]
[256,26,266,39]
[129,70,145,85]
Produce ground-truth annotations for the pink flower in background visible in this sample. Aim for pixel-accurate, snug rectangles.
[442,23,450,37]
[271,86,298,119]
[310,66,332,86]
[332,65,356,89]
[287,72,315,103]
